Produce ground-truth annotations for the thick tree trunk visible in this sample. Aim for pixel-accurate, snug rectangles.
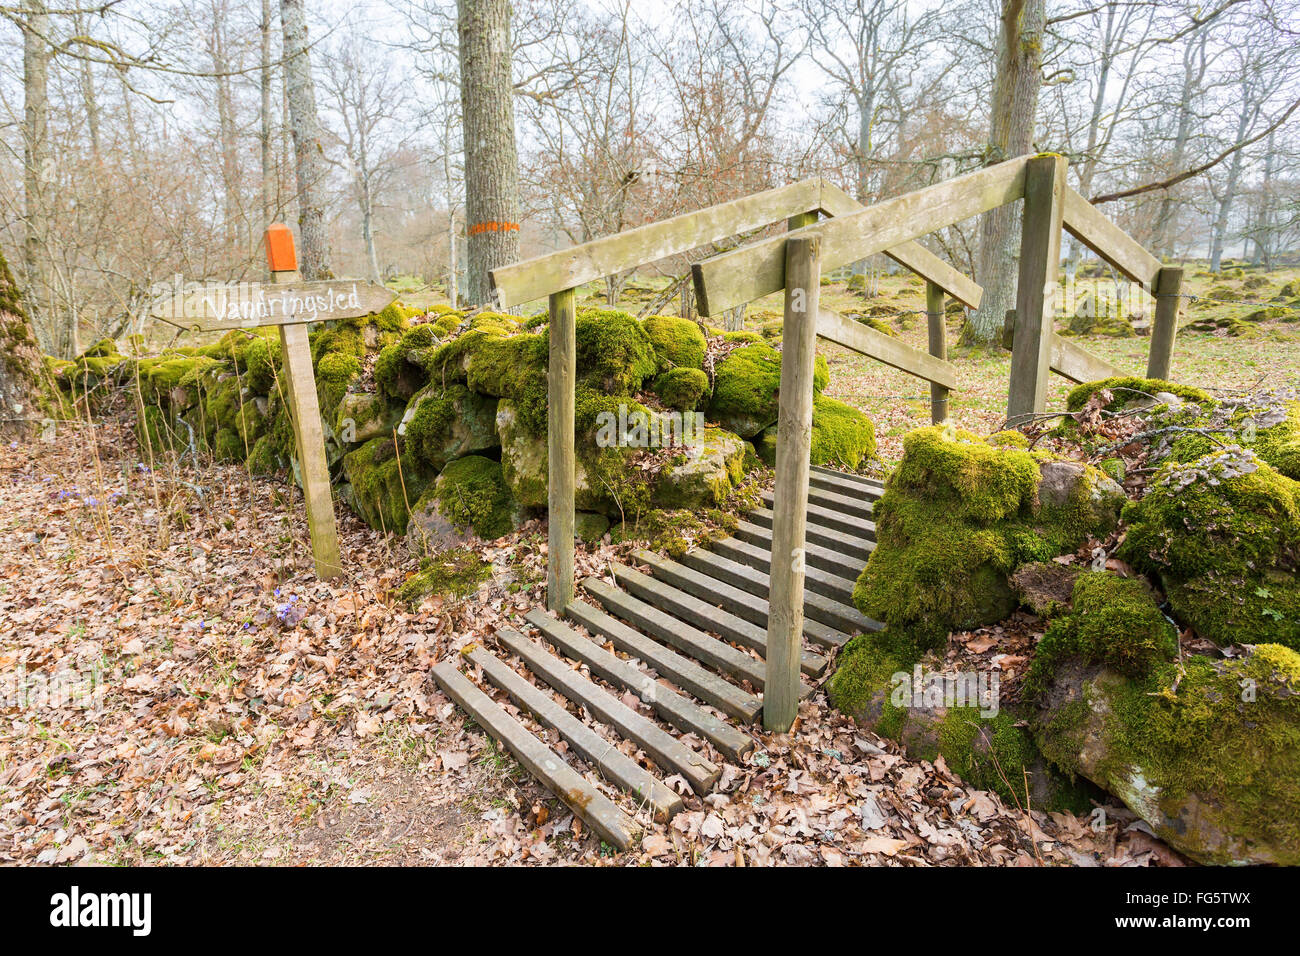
[962,0,1045,346]
[0,250,45,427]
[280,0,332,279]
[22,0,52,355]
[458,0,521,308]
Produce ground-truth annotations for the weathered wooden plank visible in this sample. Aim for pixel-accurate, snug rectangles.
[679,548,876,637]
[466,645,683,822]
[708,536,858,606]
[766,233,820,733]
[635,549,852,651]
[758,490,876,539]
[927,280,950,424]
[566,595,764,723]
[1008,155,1068,427]
[523,608,754,762]
[735,520,866,580]
[816,180,984,309]
[430,661,640,850]
[495,628,720,795]
[692,156,1030,316]
[547,288,576,612]
[811,464,884,490]
[1050,333,1124,383]
[817,307,959,389]
[489,180,821,307]
[1061,186,1162,291]
[762,485,874,522]
[747,507,875,559]
[1147,266,1183,380]
[151,278,396,330]
[274,268,342,580]
[612,561,829,677]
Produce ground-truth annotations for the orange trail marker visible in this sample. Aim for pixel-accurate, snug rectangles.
[265,222,298,272]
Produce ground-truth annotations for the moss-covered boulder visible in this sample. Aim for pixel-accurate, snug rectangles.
[707,341,829,438]
[642,314,706,372]
[341,436,432,536]
[848,426,1124,659]
[374,323,442,401]
[1064,294,1134,337]
[652,367,710,411]
[335,390,402,447]
[406,455,522,554]
[396,547,492,608]
[575,308,657,394]
[496,397,548,509]
[654,427,747,510]
[1119,449,1300,650]
[756,395,877,470]
[1035,644,1300,865]
[398,383,499,471]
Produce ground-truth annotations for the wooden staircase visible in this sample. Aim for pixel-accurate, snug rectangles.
[431,466,884,850]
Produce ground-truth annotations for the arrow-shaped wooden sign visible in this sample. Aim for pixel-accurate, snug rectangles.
[149,277,396,331]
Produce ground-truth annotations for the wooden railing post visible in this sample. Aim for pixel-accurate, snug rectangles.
[1147,266,1183,380]
[765,234,821,733]
[1007,154,1067,428]
[925,280,949,423]
[267,225,342,580]
[547,287,577,612]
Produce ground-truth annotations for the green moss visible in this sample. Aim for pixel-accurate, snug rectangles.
[374,323,442,400]
[247,435,279,475]
[431,455,517,540]
[1253,399,1300,479]
[396,547,491,607]
[575,308,657,393]
[706,341,826,437]
[642,314,707,371]
[1119,449,1300,649]
[1047,645,1300,864]
[808,395,876,470]
[1027,572,1177,693]
[610,507,736,560]
[342,436,432,535]
[214,427,245,462]
[1065,376,1212,413]
[652,367,710,411]
[402,383,500,470]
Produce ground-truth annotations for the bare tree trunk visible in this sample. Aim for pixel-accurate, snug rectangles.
[211,8,241,255]
[1251,132,1275,268]
[447,209,459,308]
[280,0,332,279]
[458,0,521,308]
[963,0,1045,347]
[1209,94,1252,273]
[260,0,275,230]
[1154,29,1208,258]
[22,0,53,354]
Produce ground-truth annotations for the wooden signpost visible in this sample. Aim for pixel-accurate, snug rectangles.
[150,223,397,580]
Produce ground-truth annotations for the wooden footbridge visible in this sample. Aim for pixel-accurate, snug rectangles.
[430,154,1183,849]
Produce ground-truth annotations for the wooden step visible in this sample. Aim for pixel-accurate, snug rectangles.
[582,574,767,688]
[566,598,763,723]
[465,646,683,821]
[750,494,875,539]
[763,485,875,521]
[524,608,754,762]
[679,548,879,636]
[611,562,829,679]
[810,467,885,497]
[811,465,883,494]
[431,661,640,850]
[746,507,875,561]
[709,536,859,606]
[633,549,853,651]
[734,520,866,580]
[495,628,720,795]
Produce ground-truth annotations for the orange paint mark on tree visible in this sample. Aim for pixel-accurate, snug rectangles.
[468,221,521,236]
[265,223,298,273]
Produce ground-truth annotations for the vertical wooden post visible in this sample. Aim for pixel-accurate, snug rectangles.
[1007,154,1067,428]
[267,225,343,580]
[925,280,949,423]
[1147,266,1183,381]
[547,287,577,612]
[765,233,820,733]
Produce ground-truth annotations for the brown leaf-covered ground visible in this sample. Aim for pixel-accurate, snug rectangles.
[1,393,1192,867]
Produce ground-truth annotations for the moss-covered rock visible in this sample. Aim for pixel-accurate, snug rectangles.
[399,383,499,471]
[652,367,710,412]
[396,547,492,608]
[336,390,402,447]
[1035,644,1300,865]
[1120,449,1300,650]
[341,436,432,536]
[575,308,657,394]
[406,455,520,554]
[707,340,829,438]
[654,427,746,510]
[756,395,877,471]
[642,314,706,372]
[374,323,441,400]
[848,426,1124,659]
[1065,376,1212,413]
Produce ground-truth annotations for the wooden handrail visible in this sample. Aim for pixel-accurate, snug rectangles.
[1061,187,1162,291]
[816,307,958,390]
[490,179,826,308]
[691,156,1032,317]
